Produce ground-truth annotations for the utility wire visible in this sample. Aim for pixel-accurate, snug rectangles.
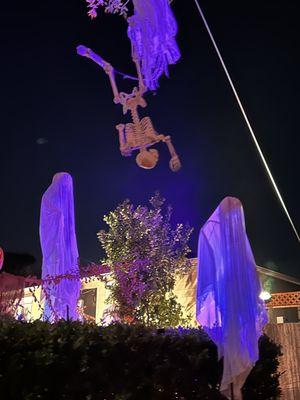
[192,0,300,243]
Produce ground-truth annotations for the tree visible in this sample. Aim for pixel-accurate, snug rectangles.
[1,252,36,277]
[98,193,193,327]
[85,0,129,19]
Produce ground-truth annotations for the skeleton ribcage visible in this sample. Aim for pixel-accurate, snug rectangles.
[124,116,159,150]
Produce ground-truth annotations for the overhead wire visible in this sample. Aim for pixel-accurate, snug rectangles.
[192,0,300,243]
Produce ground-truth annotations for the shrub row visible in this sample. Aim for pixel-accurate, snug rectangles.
[0,319,281,399]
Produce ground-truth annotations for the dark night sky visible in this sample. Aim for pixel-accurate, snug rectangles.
[0,1,299,278]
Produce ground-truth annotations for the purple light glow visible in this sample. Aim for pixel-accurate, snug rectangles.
[40,173,81,322]
[196,197,268,399]
[128,0,181,90]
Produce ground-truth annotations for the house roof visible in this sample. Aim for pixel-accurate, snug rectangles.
[256,266,300,286]
[190,258,300,286]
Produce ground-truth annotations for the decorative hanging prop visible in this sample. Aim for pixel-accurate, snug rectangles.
[77,45,181,171]
[196,197,268,400]
[85,0,180,91]
[79,0,181,171]
[39,173,81,322]
[127,0,181,90]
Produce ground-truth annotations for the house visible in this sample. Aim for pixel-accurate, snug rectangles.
[18,259,300,324]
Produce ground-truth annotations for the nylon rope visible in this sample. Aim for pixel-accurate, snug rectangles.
[192,0,300,243]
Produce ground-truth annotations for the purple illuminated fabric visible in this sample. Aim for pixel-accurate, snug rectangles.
[128,0,180,90]
[40,173,81,322]
[196,197,268,399]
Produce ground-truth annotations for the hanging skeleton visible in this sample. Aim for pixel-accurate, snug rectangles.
[79,0,181,171]
[77,45,181,171]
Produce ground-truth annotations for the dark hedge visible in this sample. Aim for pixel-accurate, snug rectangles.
[0,319,281,400]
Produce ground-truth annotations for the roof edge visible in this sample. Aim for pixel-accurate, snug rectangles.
[190,258,300,286]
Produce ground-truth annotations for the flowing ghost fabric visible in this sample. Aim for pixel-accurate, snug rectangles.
[40,173,81,321]
[128,0,181,90]
[196,197,267,399]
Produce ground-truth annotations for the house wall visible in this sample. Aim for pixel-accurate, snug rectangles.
[21,266,300,325]
[259,273,300,294]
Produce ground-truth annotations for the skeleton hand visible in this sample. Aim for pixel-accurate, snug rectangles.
[164,136,181,172]
[169,155,181,172]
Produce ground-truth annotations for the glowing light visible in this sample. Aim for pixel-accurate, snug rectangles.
[259,291,272,301]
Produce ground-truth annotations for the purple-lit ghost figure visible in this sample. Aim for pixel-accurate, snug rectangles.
[127,0,181,90]
[196,197,268,400]
[40,173,81,322]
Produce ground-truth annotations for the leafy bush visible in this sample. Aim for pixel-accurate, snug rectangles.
[98,193,193,327]
[0,320,281,400]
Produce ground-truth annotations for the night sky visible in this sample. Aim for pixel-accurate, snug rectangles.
[1,1,299,278]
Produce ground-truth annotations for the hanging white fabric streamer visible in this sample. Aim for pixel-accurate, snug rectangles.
[128,0,181,90]
[40,173,81,322]
[196,197,268,399]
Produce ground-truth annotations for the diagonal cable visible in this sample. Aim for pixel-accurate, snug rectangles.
[192,0,300,243]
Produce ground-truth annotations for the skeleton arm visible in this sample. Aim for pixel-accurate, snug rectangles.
[164,136,181,172]
[77,45,121,104]
[131,51,147,95]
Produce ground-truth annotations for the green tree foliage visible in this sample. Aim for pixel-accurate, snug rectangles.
[98,193,193,327]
